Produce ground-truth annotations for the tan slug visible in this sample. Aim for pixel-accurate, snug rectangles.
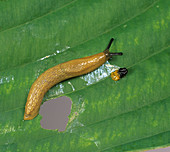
[24,38,125,120]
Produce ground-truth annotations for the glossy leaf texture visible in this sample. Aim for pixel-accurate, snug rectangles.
[0,0,170,151]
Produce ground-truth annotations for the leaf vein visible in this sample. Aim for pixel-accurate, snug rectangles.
[0,0,78,34]
[101,130,170,152]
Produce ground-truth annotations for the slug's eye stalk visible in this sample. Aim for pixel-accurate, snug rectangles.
[106,38,114,50]
[104,38,123,59]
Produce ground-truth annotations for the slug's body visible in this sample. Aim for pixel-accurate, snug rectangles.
[24,38,126,120]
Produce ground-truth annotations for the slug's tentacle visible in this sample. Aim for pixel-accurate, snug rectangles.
[103,38,123,59]
[109,52,123,56]
[106,38,114,50]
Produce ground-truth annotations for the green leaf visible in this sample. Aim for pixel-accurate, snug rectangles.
[0,0,170,151]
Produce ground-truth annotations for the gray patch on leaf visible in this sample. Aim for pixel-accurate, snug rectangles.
[39,96,72,132]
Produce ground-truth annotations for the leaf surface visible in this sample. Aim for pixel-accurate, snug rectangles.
[0,0,170,151]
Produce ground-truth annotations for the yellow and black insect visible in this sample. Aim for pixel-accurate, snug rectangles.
[111,68,128,81]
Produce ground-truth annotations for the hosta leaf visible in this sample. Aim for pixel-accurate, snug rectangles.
[0,0,169,151]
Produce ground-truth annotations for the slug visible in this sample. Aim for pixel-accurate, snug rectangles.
[24,38,126,120]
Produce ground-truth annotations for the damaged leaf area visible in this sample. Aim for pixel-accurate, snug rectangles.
[0,0,170,151]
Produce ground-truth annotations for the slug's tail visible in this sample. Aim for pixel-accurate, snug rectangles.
[104,38,123,58]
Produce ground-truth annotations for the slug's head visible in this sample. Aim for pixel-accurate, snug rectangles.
[111,68,128,81]
[103,38,123,60]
